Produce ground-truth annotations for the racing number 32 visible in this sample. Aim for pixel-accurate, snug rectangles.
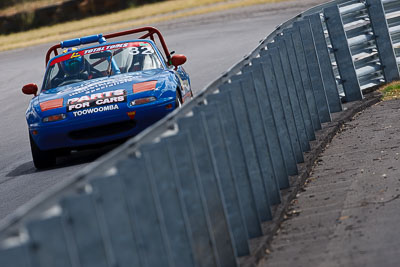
[129,46,154,55]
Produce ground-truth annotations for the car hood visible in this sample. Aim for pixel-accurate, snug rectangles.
[38,69,173,103]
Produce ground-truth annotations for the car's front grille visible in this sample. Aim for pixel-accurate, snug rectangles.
[69,120,136,140]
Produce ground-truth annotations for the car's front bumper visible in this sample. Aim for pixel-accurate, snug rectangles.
[29,98,175,151]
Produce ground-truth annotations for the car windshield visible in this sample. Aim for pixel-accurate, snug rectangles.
[43,41,163,90]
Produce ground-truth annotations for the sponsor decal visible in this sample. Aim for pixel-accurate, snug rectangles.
[72,104,119,117]
[67,89,126,112]
[83,43,129,55]
[51,42,151,66]
[70,52,81,59]
[68,76,138,96]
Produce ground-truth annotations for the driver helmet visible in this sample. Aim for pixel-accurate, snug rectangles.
[61,47,85,76]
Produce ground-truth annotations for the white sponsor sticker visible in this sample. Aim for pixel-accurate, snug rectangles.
[67,89,126,112]
[72,104,119,117]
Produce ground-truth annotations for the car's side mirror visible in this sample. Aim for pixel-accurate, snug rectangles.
[170,54,187,69]
[22,83,38,96]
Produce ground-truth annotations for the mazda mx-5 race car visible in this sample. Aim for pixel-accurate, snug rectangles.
[22,27,192,169]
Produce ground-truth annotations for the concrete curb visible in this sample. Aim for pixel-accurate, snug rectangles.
[239,91,382,267]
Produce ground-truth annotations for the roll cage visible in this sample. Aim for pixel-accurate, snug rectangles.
[45,26,172,67]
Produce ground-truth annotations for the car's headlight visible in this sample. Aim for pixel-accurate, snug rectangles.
[42,114,66,122]
[130,97,156,106]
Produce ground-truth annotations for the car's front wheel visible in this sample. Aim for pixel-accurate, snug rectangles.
[175,89,182,109]
[29,134,56,169]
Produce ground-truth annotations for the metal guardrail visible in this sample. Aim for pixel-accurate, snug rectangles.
[1,0,399,266]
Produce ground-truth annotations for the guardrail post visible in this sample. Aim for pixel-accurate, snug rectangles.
[177,114,238,267]
[194,104,250,257]
[207,92,264,238]
[242,63,290,189]
[60,194,110,267]
[288,27,322,131]
[366,0,400,82]
[116,157,174,267]
[294,20,332,123]
[306,13,343,113]
[230,73,281,205]
[217,81,273,222]
[26,217,73,267]
[260,47,304,163]
[90,176,143,267]
[252,55,298,176]
[0,245,32,267]
[263,46,304,163]
[324,5,363,101]
[141,142,198,267]
[268,37,310,153]
[165,133,220,267]
[281,29,316,141]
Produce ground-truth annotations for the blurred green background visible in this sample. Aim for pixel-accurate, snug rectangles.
[0,0,164,9]
[0,0,166,34]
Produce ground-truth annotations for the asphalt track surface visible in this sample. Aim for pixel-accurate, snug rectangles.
[0,0,326,220]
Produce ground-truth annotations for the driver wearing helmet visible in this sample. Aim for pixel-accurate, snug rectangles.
[60,47,87,79]
[48,47,92,89]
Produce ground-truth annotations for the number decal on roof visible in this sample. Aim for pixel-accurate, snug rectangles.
[129,46,154,55]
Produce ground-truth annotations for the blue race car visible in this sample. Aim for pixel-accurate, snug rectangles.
[22,27,192,169]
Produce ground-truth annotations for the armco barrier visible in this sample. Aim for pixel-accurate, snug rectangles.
[1,0,399,266]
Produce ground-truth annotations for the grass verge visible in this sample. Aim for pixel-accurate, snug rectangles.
[0,0,287,52]
[379,81,400,100]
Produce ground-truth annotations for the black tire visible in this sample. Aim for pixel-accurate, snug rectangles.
[29,134,56,169]
[175,89,182,109]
